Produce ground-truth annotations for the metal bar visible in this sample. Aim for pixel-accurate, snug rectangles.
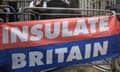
[22,7,115,15]
[0,12,37,21]
[37,13,111,16]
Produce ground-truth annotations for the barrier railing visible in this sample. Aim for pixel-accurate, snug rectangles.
[22,7,114,14]
[20,7,115,20]
[0,5,37,22]
[16,12,37,21]
[0,5,17,22]
[0,6,116,22]
[1,6,119,72]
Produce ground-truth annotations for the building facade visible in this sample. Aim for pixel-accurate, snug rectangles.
[78,0,116,9]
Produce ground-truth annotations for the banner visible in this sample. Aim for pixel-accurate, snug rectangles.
[0,15,120,72]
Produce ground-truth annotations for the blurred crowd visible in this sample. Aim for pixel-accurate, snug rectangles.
[0,0,120,23]
[0,0,72,23]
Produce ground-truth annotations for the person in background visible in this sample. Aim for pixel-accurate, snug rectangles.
[0,1,15,22]
[29,0,44,7]
[0,7,5,22]
[29,0,48,20]
[0,17,4,24]
[0,0,6,22]
[29,0,70,20]
[45,0,70,19]
[0,17,3,21]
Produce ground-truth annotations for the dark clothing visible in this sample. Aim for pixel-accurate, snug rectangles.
[34,0,44,7]
[0,66,7,72]
[0,6,15,22]
[47,0,68,8]
[0,7,6,22]
[106,4,120,21]
[30,0,47,20]
[46,0,69,19]
[30,0,70,20]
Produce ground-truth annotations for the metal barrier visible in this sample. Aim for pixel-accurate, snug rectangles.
[1,6,115,21]
[8,0,117,10]
[19,7,118,72]
[19,7,115,21]
[0,5,38,22]
[16,12,37,21]
[0,5,17,22]
[22,7,114,13]
[1,6,119,72]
